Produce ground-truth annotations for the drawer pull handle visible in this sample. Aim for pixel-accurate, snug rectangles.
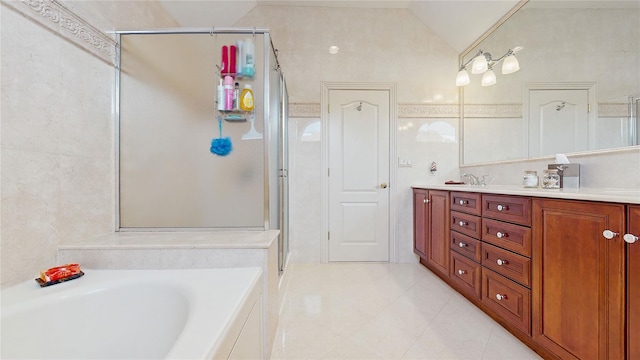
[602,230,619,240]
[624,233,639,244]
[496,294,508,301]
[459,200,468,205]
[458,269,467,275]
[497,259,508,266]
[458,242,467,248]
[496,231,508,239]
[496,204,509,211]
[459,221,468,227]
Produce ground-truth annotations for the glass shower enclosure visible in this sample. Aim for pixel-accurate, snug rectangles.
[115,28,289,273]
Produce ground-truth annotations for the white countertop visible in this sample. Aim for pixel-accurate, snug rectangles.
[59,230,280,250]
[412,184,640,204]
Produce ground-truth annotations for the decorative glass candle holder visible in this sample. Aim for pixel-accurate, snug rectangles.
[542,169,560,189]
[523,170,538,188]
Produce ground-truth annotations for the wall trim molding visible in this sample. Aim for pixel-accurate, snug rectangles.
[3,0,117,66]
[289,102,461,118]
[398,103,459,118]
[599,103,631,118]
[289,103,321,118]
[463,104,522,118]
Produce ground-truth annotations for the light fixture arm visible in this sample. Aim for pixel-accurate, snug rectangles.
[460,48,519,71]
[456,46,523,87]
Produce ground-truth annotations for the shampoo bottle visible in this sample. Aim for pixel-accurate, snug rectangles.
[217,78,225,110]
[233,82,240,110]
[223,76,234,110]
[236,40,243,75]
[242,38,255,77]
[221,45,228,74]
[240,84,254,111]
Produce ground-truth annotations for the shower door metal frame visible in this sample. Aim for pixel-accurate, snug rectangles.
[114,28,277,232]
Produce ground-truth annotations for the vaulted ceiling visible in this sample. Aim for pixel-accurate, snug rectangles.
[157,0,522,54]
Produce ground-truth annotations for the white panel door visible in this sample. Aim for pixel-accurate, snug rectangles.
[328,89,390,262]
[528,89,590,157]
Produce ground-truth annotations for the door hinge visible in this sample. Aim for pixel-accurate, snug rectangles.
[328,168,330,177]
[328,104,330,113]
[328,231,330,241]
[588,103,591,113]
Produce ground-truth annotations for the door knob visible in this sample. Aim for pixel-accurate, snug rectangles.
[603,230,619,240]
[380,182,388,189]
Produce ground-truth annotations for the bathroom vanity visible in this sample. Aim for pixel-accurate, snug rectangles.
[413,185,639,360]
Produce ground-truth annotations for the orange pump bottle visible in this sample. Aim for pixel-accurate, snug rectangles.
[240,84,254,111]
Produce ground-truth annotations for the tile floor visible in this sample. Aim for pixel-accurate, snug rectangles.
[270,263,541,360]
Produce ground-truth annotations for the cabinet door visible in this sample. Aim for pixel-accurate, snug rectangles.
[413,189,428,259]
[426,190,450,278]
[628,205,640,360]
[532,199,625,360]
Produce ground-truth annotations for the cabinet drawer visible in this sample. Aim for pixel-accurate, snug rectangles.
[451,211,481,239]
[451,231,482,262]
[450,251,482,300]
[482,195,532,226]
[451,192,481,216]
[482,268,531,335]
[482,218,531,257]
[482,243,531,287]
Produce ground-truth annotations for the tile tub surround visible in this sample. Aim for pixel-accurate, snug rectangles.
[0,0,177,287]
[57,230,279,359]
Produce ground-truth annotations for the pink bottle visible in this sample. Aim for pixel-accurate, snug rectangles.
[223,76,234,110]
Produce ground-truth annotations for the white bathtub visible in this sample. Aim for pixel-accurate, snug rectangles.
[1,268,264,359]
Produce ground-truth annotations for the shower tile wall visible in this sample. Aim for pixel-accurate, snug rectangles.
[0,1,177,286]
[237,6,462,263]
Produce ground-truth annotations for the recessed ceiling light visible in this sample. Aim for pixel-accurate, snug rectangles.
[329,45,339,54]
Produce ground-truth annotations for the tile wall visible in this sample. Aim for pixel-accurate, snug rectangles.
[0,0,176,286]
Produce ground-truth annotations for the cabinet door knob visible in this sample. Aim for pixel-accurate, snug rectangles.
[458,242,467,248]
[496,294,507,301]
[624,233,639,244]
[459,200,468,205]
[458,269,467,275]
[423,198,430,204]
[497,204,509,211]
[459,221,468,227]
[497,259,508,266]
[602,230,619,240]
[496,231,508,239]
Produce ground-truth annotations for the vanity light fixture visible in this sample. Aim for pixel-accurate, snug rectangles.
[456,46,523,87]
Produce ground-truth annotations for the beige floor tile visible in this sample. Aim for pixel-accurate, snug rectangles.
[271,263,541,360]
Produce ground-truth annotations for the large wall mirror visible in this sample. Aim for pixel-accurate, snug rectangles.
[460,0,640,166]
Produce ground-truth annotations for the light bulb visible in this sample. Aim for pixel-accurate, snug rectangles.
[471,54,488,74]
[481,69,496,86]
[456,69,470,86]
[502,54,520,74]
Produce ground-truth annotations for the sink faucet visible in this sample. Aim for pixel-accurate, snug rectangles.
[463,173,479,186]
[463,173,489,186]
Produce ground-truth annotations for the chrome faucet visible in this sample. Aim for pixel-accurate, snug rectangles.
[463,173,479,186]
[463,173,489,186]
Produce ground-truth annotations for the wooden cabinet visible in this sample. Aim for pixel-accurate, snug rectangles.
[413,189,450,278]
[628,205,640,360]
[415,187,637,359]
[532,198,626,360]
[482,268,531,334]
[413,189,428,258]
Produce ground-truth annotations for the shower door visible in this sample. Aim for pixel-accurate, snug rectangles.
[279,72,289,273]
